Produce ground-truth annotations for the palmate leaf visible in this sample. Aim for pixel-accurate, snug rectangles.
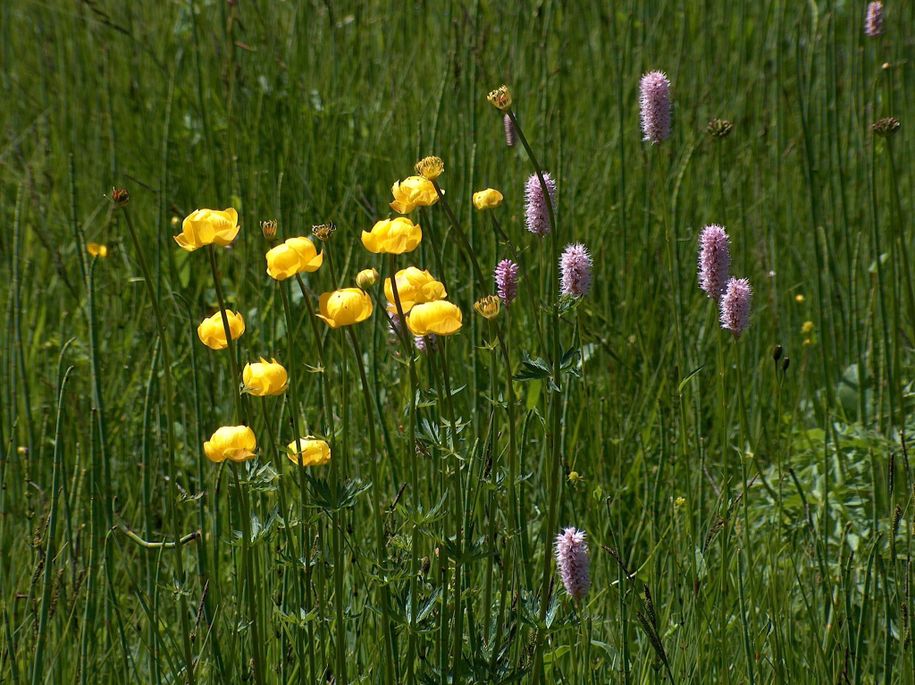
[303,474,372,513]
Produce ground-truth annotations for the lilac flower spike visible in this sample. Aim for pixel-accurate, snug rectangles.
[560,243,593,297]
[697,225,731,300]
[720,277,752,337]
[503,113,517,147]
[524,172,556,236]
[865,2,884,37]
[494,259,520,307]
[555,527,590,602]
[639,70,672,144]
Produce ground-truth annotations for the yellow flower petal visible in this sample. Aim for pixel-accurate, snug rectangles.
[286,437,331,467]
[361,217,422,255]
[317,288,374,328]
[406,300,463,336]
[384,267,447,313]
[472,188,503,210]
[174,208,240,251]
[242,358,289,396]
[204,425,257,463]
[197,310,246,350]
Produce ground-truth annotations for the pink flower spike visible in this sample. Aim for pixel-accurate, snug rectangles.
[865,2,884,37]
[559,243,593,297]
[494,259,520,307]
[524,172,556,236]
[697,225,731,300]
[555,527,590,602]
[720,277,752,337]
[639,70,672,144]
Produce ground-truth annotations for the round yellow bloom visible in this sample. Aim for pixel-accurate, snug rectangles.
[197,310,245,350]
[384,267,447,313]
[265,236,323,280]
[801,320,814,334]
[795,293,805,303]
[356,268,379,288]
[361,217,423,254]
[473,295,501,320]
[415,156,444,181]
[87,242,109,258]
[204,425,257,463]
[389,176,439,214]
[472,189,503,210]
[406,300,463,336]
[174,208,240,251]
[242,358,288,396]
[286,437,331,467]
[317,288,373,328]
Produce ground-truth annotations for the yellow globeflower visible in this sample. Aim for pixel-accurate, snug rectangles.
[415,156,444,181]
[204,425,257,463]
[174,208,240,251]
[286,437,331,467]
[406,300,463,336]
[317,288,374,328]
[242,358,288,396]
[384,267,447,313]
[197,310,245,350]
[361,217,423,254]
[389,176,439,214]
[356,268,379,288]
[472,188,503,210]
[87,242,109,258]
[265,236,323,280]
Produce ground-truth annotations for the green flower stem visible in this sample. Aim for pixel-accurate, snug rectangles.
[122,206,196,684]
[207,245,245,423]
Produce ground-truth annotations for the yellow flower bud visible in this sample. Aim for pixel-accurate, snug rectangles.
[384,267,447,313]
[174,208,240,251]
[472,188,503,210]
[486,85,512,111]
[795,293,805,303]
[317,288,374,328]
[286,437,331,467]
[356,268,380,289]
[675,496,686,508]
[197,310,245,350]
[406,300,463,336]
[204,425,257,463]
[265,236,323,280]
[389,176,439,214]
[473,295,501,320]
[415,156,444,181]
[242,358,288,396]
[86,242,109,258]
[361,217,423,255]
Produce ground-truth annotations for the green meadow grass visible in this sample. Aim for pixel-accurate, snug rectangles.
[1,0,913,682]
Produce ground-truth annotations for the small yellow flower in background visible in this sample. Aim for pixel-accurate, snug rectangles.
[356,268,380,288]
[317,288,374,328]
[286,437,331,467]
[265,236,323,280]
[170,216,180,228]
[568,470,584,483]
[86,242,109,258]
[174,208,240,251]
[406,300,463,336]
[472,188,503,210]
[197,310,245,350]
[361,217,423,254]
[17,446,28,456]
[675,496,686,508]
[801,320,814,334]
[389,176,439,214]
[415,156,444,181]
[204,425,257,463]
[795,293,805,303]
[803,338,813,346]
[487,84,512,111]
[242,358,288,396]
[384,267,447,313]
[473,295,501,320]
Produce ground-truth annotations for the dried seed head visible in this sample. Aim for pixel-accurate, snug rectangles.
[312,223,336,241]
[111,187,129,207]
[487,85,512,111]
[707,118,734,139]
[473,295,501,320]
[260,219,278,241]
[873,116,900,137]
[772,345,783,362]
[415,156,444,181]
